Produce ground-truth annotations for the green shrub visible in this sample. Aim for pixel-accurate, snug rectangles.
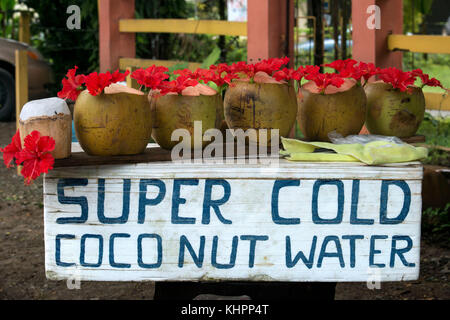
[21,0,99,95]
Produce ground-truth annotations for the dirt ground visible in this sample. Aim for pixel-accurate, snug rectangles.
[0,121,449,300]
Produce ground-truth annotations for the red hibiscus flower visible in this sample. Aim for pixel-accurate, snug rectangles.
[273,68,298,82]
[229,57,289,80]
[84,72,114,96]
[109,69,130,83]
[15,131,55,185]
[159,76,199,95]
[325,59,358,78]
[305,72,345,93]
[209,63,233,76]
[354,62,380,83]
[254,57,290,75]
[174,66,238,89]
[0,129,22,168]
[174,68,195,79]
[274,65,320,83]
[208,64,239,86]
[411,69,444,89]
[131,66,170,90]
[378,68,417,92]
[57,66,85,101]
[230,61,256,79]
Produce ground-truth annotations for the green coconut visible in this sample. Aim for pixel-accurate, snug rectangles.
[74,88,152,156]
[297,78,367,142]
[223,80,298,146]
[149,92,220,150]
[364,81,425,138]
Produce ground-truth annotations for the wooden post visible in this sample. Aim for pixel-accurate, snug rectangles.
[15,49,28,176]
[247,0,295,65]
[15,50,28,129]
[351,0,403,69]
[19,11,30,44]
[98,0,136,72]
[126,66,138,89]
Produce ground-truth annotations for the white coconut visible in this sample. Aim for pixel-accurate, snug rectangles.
[20,97,70,121]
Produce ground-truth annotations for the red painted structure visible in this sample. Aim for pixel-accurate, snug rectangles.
[98,0,135,72]
[352,0,403,69]
[247,0,295,65]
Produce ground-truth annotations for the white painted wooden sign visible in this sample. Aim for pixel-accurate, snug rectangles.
[44,160,423,282]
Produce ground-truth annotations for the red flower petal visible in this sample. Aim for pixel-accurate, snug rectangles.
[378,68,416,92]
[109,69,130,83]
[20,158,40,185]
[131,66,169,90]
[15,131,55,184]
[57,66,85,101]
[0,129,22,168]
[85,72,113,96]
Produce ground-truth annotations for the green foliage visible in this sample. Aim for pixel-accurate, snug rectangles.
[417,113,450,147]
[20,0,99,95]
[0,0,15,11]
[403,0,434,33]
[222,36,247,63]
[422,203,450,246]
[417,113,450,167]
[200,46,221,68]
[135,0,193,60]
[0,0,18,39]
[405,53,450,94]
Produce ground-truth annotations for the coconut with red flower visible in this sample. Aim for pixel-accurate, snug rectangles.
[136,66,226,150]
[364,68,443,138]
[223,57,298,146]
[58,67,153,156]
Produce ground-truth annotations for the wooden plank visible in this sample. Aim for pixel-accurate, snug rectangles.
[15,50,28,128]
[388,34,450,54]
[15,50,28,176]
[19,11,30,44]
[424,92,450,111]
[48,161,423,181]
[43,161,422,282]
[119,58,201,72]
[119,19,247,36]
[401,135,426,144]
[125,66,139,90]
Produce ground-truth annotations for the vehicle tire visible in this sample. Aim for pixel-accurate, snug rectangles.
[0,67,15,121]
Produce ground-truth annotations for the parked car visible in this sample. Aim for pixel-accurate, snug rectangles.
[0,38,53,121]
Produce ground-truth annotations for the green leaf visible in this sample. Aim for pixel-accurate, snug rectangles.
[200,46,221,69]
[205,81,219,92]
[0,0,15,12]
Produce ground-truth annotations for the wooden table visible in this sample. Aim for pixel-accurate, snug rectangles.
[43,143,423,298]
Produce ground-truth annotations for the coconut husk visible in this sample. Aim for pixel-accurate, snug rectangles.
[19,113,72,159]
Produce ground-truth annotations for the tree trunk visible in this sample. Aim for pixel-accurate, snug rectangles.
[311,0,324,69]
